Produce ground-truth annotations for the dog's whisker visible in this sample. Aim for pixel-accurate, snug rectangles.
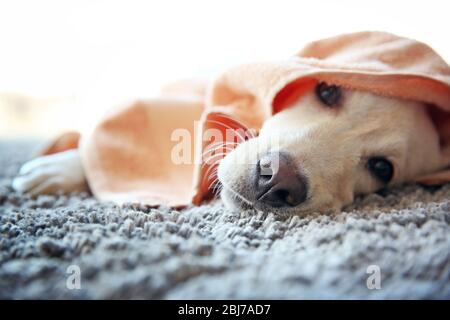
[201,164,220,181]
[201,159,225,170]
[206,115,258,139]
[204,142,238,153]
[207,177,219,191]
[213,183,223,197]
[201,153,229,168]
[208,178,223,197]
[202,144,237,159]
[203,172,218,189]
[202,141,238,155]
[207,176,225,198]
[203,140,239,151]
[204,167,219,182]
[204,119,248,143]
[202,141,238,152]
[220,179,254,207]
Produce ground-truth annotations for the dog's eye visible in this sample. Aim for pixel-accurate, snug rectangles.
[315,82,342,107]
[367,157,394,184]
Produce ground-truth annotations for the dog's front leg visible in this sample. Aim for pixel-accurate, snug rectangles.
[12,149,88,196]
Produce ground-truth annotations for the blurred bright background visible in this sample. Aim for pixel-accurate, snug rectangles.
[1,0,449,138]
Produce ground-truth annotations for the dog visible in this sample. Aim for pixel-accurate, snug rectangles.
[11,32,450,215]
[217,82,449,214]
[12,81,450,214]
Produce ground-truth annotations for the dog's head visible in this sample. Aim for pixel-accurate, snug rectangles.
[217,80,450,214]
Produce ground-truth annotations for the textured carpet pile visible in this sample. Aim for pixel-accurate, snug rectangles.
[0,140,449,299]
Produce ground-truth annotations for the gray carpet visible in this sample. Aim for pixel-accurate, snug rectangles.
[0,140,449,299]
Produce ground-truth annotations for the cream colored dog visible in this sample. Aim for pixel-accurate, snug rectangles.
[12,81,450,214]
[218,82,449,214]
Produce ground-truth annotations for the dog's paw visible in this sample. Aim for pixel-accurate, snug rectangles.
[12,150,88,196]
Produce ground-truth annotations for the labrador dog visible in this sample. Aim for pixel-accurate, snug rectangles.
[12,80,450,215]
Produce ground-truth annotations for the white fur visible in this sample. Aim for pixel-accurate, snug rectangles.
[12,150,88,195]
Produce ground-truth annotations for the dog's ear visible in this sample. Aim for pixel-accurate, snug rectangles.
[272,78,317,114]
[416,105,450,186]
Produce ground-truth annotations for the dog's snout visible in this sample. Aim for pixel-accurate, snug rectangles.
[255,152,307,208]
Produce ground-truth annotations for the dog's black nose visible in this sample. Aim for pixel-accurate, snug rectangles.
[255,152,307,208]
